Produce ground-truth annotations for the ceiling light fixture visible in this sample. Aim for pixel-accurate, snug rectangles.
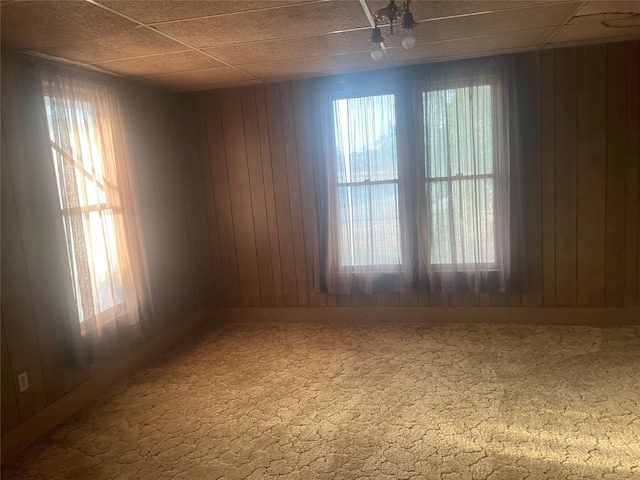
[369,0,417,61]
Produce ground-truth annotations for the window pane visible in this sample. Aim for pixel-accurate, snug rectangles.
[423,85,493,179]
[429,178,495,267]
[428,181,453,265]
[44,83,125,324]
[333,95,397,184]
[333,93,401,268]
[339,183,401,267]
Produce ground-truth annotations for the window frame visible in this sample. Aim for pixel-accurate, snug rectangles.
[420,75,505,273]
[43,84,127,330]
[330,88,406,272]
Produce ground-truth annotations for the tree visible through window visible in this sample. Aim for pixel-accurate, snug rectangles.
[423,84,497,271]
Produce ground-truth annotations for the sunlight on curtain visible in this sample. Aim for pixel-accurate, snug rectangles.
[41,73,142,340]
[424,85,496,269]
[332,94,402,276]
[416,61,513,293]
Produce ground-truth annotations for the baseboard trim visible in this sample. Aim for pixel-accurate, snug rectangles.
[1,308,209,461]
[211,306,640,326]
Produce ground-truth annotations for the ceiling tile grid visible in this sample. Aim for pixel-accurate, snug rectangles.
[1,0,639,90]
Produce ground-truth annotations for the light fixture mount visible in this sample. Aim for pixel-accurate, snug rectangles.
[369,0,418,60]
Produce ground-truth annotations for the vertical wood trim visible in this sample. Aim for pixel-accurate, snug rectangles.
[624,41,640,306]
[279,82,310,307]
[554,47,578,307]
[541,50,556,307]
[220,88,261,306]
[291,80,328,307]
[193,94,226,307]
[577,45,607,306]
[1,321,20,434]
[240,87,276,307]
[605,43,628,306]
[264,84,299,306]
[255,86,286,307]
[204,91,241,306]
[1,130,49,420]
[519,52,543,307]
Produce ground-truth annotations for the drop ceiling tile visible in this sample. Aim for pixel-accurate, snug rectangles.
[389,28,555,63]
[1,0,136,49]
[548,1,640,44]
[204,29,372,65]
[154,1,370,48]
[99,0,316,24]
[241,51,390,80]
[380,2,580,48]
[573,1,640,17]
[0,1,184,63]
[143,66,256,88]
[40,28,184,64]
[92,50,226,76]
[367,0,569,22]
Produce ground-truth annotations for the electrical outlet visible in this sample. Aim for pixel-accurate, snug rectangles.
[17,372,29,392]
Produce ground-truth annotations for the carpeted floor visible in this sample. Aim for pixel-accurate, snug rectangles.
[3,322,640,480]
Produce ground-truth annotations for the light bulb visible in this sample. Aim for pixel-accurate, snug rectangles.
[402,29,416,50]
[371,43,384,61]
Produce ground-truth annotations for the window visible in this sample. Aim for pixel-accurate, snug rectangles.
[314,62,515,295]
[332,94,402,269]
[43,81,129,330]
[423,83,498,271]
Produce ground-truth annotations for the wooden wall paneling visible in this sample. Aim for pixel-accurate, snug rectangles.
[220,88,262,307]
[187,101,217,308]
[461,292,480,307]
[204,91,242,306]
[337,295,353,307]
[577,45,607,306]
[264,84,300,306]
[519,51,543,307]
[450,293,464,307]
[554,47,578,307]
[418,290,430,307]
[351,292,363,307]
[541,49,556,307]
[240,87,276,306]
[192,94,225,307]
[625,41,639,306]
[361,293,376,307]
[290,80,328,307]
[255,86,286,307]
[279,82,310,307]
[376,292,400,307]
[1,135,49,419]
[479,292,491,307]
[428,292,448,307]
[1,321,20,434]
[1,61,73,408]
[171,96,207,316]
[604,43,628,306]
[400,291,419,307]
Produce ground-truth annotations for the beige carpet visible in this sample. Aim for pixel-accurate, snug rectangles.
[3,322,640,480]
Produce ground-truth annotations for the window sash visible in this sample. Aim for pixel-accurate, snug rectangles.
[422,82,499,271]
[44,87,126,325]
[332,93,403,269]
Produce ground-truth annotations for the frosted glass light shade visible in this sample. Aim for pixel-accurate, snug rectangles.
[402,30,416,50]
[371,44,384,61]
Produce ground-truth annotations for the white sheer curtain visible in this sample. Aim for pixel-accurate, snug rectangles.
[312,72,413,295]
[41,70,145,342]
[415,60,515,293]
[312,59,523,296]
